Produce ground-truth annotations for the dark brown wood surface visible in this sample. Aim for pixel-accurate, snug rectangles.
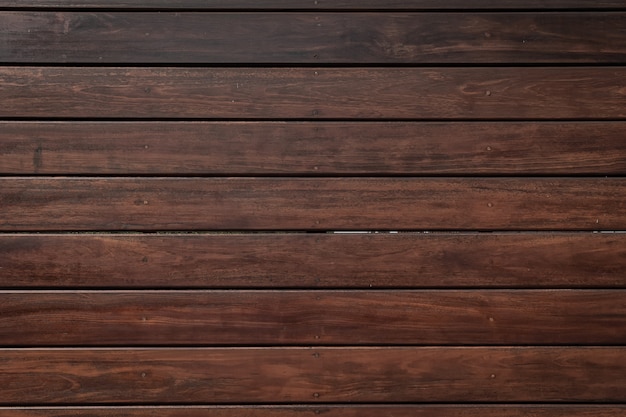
[2,0,624,9]
[1,178,624,231]
[3,0,625,411]
[4,406,626,417]
[1,290,624,346]
[2,233,624,288]
[3,122,626,175]
[1,348,625,404]
[3,67,626,119]
[4,12,625,64]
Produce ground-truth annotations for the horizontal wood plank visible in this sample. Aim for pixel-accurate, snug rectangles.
[4,12,626,64]
[1,1,624,10]
[2,67,626,119]
[1,347,625,404]
[3,121,626,175]
[1,178,625,231]
[1,290,625,346]
[2,233,624,288]
[4,406,626,417]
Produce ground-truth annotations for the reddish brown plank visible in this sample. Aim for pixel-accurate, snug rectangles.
[2,67,626,119]
[1,178,625,231]
[2,233,624,288]
[1,0,623,10]
[3,12,625,64]
[4,406,626,417]
[3,122,626,175]
[1,290,625,346]
[1,347,625,404]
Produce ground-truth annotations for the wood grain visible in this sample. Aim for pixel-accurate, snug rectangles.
[1,348,625,404]
[3,0,624,412]
[2,290,625,346]
[1,178,625,231]
[2,67,626,119]
[2,0,624,10]
[4,12,626,64]
[3,122,626,175]
[2,233,624,288]
[4,406,626,417]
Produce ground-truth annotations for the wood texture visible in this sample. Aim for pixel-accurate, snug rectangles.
[3,0,625,411]
[1,348,625,404]
[2,0,624,10]
[1,290,625,346]
[2,67,626,119]
[1,178,625,231]
[3,121,626,175]
[2,233,624,288]
[4,406,626,417]
[4,12,626,64]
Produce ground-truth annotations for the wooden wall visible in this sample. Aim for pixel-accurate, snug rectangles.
[1,1,626,415]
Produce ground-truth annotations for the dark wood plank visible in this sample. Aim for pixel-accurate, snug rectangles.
[1,348,625,404]
[2,290,625,346]
[2,233,624,288]
[2,67,626,120]
[3,122,626,175]
[1,178,625,231]
[4,406,626,417]
[4,12,626,64]
[2,0,624,10]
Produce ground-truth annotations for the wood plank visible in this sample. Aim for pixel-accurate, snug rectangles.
[1,347,625,404]
[1,290,625,346]
[1,0,624,10]
[2,67,626,120]
[4,406,626,417]
[3,122,626,175]
[2,233,624,288]
[4,12,626,64]
[1,178,625,231]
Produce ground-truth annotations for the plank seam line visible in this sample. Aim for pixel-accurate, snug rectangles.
[4,289,626,293]
[3,174,626,181]
[7,116,626,122]
[4,344,626,349]
[3,174,626,178]
[3,401,626,407]
[3,227,626,231]
[6,403,626,408]
[3,286,625,290]
[3,63,626,68]
[3,346,625,350]
[3,7,626,12]
[1,230,625,234]
[4,117,626,122]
